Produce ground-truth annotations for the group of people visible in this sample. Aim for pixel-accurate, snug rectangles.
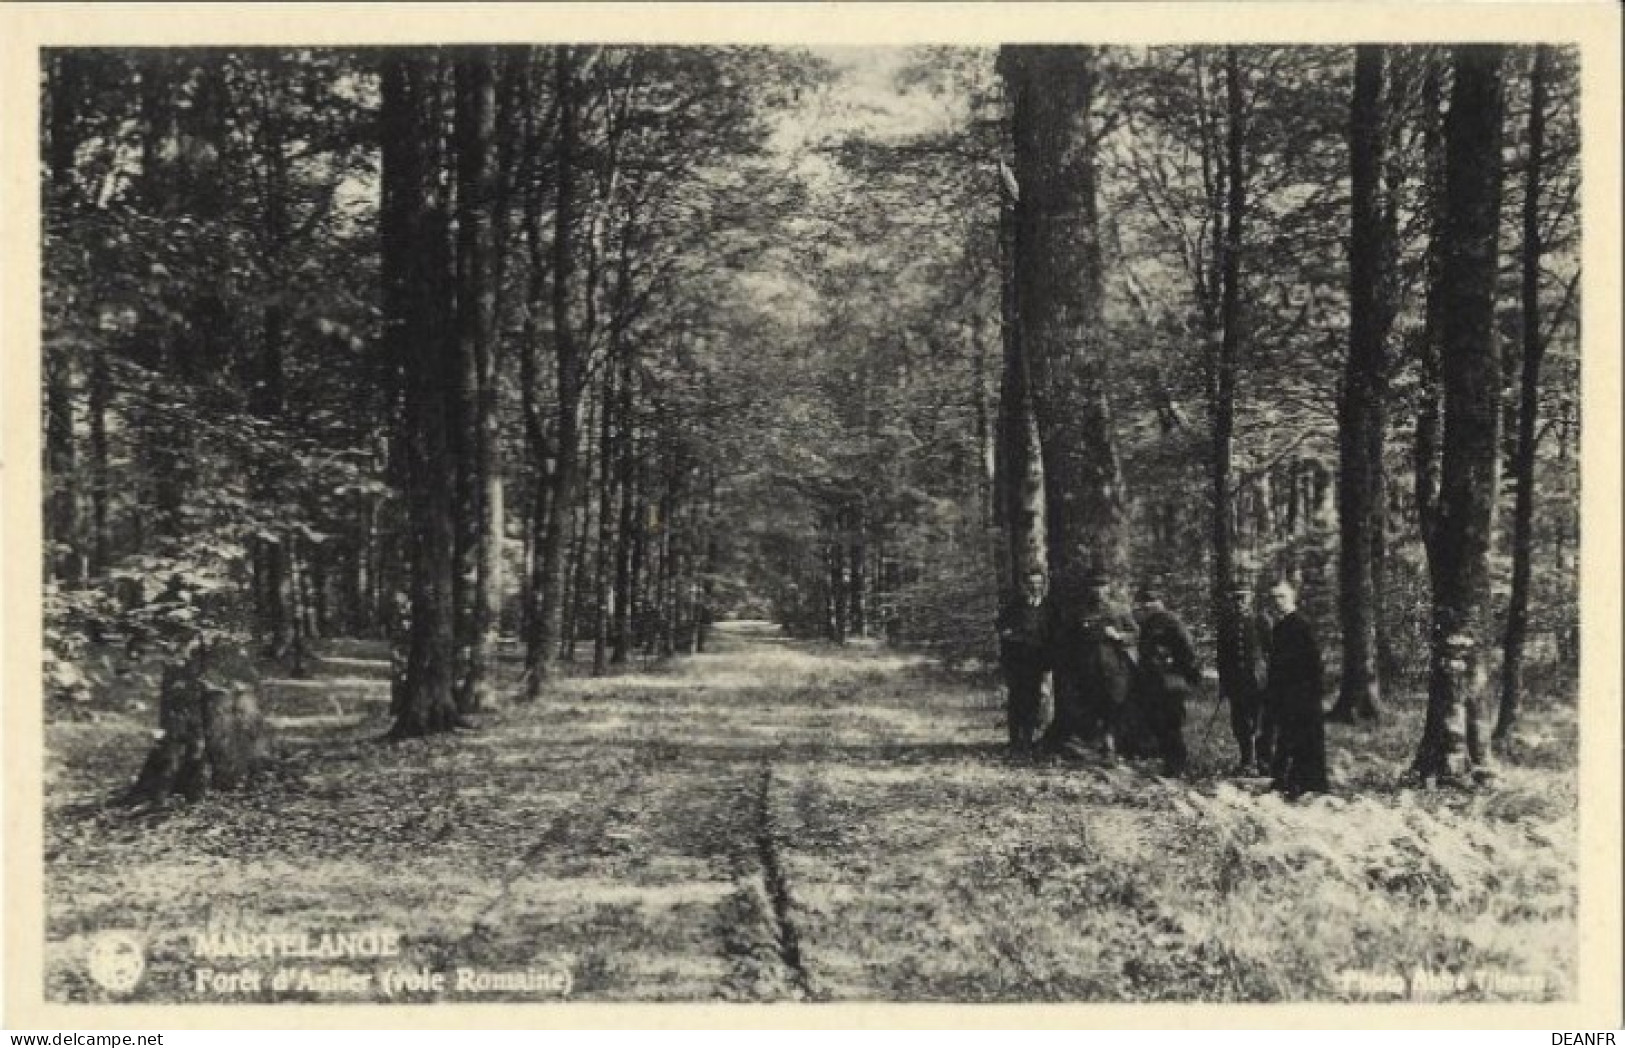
[997,574,1330,796]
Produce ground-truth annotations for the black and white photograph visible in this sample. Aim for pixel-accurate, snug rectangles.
[5,2,1621,1028]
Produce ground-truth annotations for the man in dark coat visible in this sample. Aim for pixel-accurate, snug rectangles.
[997,569,1049,751]
[1043,575,1138,759]
[1225,585,1273,775]
[1132,586,1199,776]
[1264,579,1329,796]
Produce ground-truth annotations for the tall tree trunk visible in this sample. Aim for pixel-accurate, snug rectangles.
[1373,52,1414,685]
[45,51,80,199]
[525,46,585,700]
[251,95,292,660]
[382,50,461,737]
[1553,397,1577,666]
[1414,49,1447,570]
[45,52,83,585]
[592,360,618,675]
[252,339,291,660]
[152,64,230,543]
[667,497,688,656]
[483,50,521,645]
[1411,45,1507,783]
[993,151,1049,748]
[560,419,594,664]
[44,344,79,585]
[848,505,867,638]
[1001,46,1131,742]
[654,460,677,656]
[518,49,554,674]
[625,468,649,657]
[827,531,848,644]
[1331,44,1391,724]
[453,47,499,714]
[1209,47,1247,717]
[87,345,110,577]
[611,340,638,664]
[648,466,673,657]
[695,469,719,653]
[137,54,184,542]
[1496,45,1553,746]
[971,316,997,527]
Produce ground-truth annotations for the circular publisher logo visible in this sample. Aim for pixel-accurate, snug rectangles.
[87,930,145,996]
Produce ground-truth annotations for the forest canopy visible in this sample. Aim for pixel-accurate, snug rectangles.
[40,44,1579,790]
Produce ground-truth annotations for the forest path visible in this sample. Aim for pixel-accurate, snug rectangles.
[44,622,1578,1004]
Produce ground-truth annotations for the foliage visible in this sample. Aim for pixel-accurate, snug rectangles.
[41,44,1581,740]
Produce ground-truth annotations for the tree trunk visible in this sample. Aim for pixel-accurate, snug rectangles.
[592,360,617,675]
[137,55,185,542]
[148,63,230,544]
[1553,397,1578,667]
[518,50,554,681]
[971,316,997,527]
[828,534,848,644]
[44,348,80,586]
[1496,45,1552,746]
[611,344,638,664]
[1003,46,1132,749]
[1331,44,1391,725]
[251,102,292,660]
[483,51,520,647]
[1373,52,1414,685]
[1414,49,1447,568]
[993,152,1049,750]
[122,647,271,807]
[695,471,719,653]
[1210,47,1247,719]
[1411,45,1507,784]
[654,467,677,656]
[45,51,81,201]
[88,346,110,577]
[625,472,649,658]
[525,46,585,700]
[382,50,462,737]
[453,47,499,714]
[1002,42,1131,671]
[649,471,673,657]
[45,53,83,585]
[848,507,867,638]
[560,430,593,663]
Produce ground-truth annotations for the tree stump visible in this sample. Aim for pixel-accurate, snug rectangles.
[121,652,272,806]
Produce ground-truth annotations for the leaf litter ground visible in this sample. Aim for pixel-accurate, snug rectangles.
[44,622,1576,1004]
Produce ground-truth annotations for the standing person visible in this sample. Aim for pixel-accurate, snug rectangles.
[997,569,1050,751]
[1225,585,1273,775]
[1134,584,1199,776]
[1044,574,1137,759]
[1264,579,1330,796]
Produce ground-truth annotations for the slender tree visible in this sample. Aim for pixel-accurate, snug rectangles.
[611,297,640,664]
[1414,49,1447,571]
[1209,47,1248,718]
[1330,44,1393,724]
[44,51,84,586]
[452,46,500,714]
[525,45,586,700]
[1411,45,1507,783]
[1496,45,1554,746]
[992,151,1049,746]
